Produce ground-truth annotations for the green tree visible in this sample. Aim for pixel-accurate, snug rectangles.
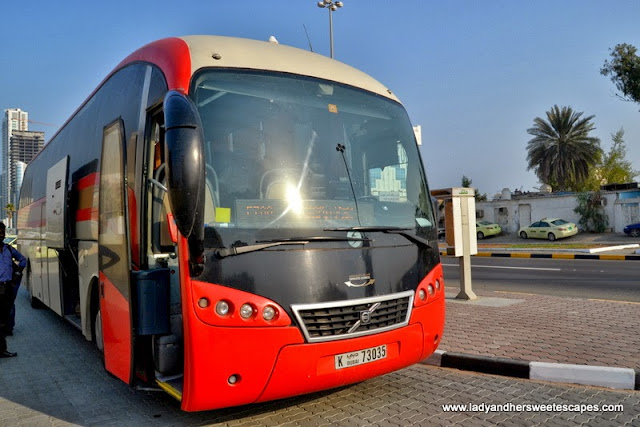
[5,203,15,229]
[461,175,487,201]
[582,128,638,190]
[574,192,608,233]
[526,105,602,191]
[601,43,640,105]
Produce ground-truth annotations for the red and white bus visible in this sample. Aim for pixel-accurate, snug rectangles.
[18,35,445,411]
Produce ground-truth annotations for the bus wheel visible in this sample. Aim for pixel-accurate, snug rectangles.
[91,281,104,352]
[30,295,43,309]
[27,268,43,309]
[94,309,104,352]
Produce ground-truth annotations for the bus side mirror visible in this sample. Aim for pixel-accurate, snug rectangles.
[163,91,205,275]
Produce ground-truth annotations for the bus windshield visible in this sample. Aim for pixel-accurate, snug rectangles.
[191,70,434,247]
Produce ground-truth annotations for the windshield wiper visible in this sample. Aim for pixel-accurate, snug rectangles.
[324,226,432,249]
[257,236,371,243]
[214,241,309,259]
[214,235,371,259]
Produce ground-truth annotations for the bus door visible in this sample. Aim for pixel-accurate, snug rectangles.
[98,120,134,384]
[44,156,69,316]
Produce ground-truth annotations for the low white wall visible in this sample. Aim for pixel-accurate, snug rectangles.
[476,191,629,234]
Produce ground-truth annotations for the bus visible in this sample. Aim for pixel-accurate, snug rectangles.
[17,35,445,411]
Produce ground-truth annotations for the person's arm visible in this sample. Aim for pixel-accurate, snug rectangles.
[10,247,26,269]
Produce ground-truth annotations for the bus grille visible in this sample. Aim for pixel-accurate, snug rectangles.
[291,291,414,343]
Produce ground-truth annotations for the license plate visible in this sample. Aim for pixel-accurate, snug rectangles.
[334,344,387,370]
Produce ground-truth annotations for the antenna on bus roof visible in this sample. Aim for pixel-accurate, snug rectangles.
[268,35,279,44]
[303,24,314,52]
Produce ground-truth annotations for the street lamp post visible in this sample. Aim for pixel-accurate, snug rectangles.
[317,0,343,58]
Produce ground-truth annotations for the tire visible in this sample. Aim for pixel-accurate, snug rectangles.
[90,280,104,353]
[519,231,528,239]
[631,229,640,238]
[94,309,104,352]
[477,231,484,240]
[26,267,43,309]
[30,295,43,309]
[548,233,556,241]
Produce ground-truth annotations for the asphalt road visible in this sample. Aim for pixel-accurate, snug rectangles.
[441,256,640,302]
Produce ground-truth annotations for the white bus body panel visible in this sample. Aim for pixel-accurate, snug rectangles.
[46,156,69,249]
[78,241,98,340]
[46,247,63,316]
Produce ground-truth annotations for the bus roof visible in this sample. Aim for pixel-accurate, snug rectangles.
[183,35,399,102]
[119,35,400,103]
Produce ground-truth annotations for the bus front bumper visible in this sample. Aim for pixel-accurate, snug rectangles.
[180,296,444,411]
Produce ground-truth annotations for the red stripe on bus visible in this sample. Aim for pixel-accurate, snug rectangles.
[76,172,99,191]
[117,37,192,92]
[76,207,98,222]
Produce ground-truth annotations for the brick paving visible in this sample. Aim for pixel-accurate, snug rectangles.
[1,275,639,425]
[438,289,640,369]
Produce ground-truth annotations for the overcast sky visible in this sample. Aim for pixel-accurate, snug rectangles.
[1,1,639,198]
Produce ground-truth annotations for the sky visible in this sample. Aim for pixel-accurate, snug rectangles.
[1,1,639,198]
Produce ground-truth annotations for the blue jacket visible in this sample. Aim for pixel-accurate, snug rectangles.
[0,244,26,283]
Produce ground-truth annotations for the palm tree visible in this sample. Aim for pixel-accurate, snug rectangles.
[5,203,15,229]
[526,105,602,191]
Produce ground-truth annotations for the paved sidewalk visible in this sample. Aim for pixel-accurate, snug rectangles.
[427,234,640,390]
[435,290,640,369]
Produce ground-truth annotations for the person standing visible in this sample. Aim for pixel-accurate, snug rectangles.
[0,222,26,358]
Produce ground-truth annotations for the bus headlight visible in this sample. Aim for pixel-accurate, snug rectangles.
[262,305,277,321]
[240,303,255,319]
[215,300,230,316]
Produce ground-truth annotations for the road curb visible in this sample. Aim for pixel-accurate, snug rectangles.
[421,350,640,391]
[439,251,640,261]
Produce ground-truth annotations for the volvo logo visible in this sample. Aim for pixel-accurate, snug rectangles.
[344,273,375,288]
[360,311,371,324]
[348,302,381,333]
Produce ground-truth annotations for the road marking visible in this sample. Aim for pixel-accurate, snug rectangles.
[442,263,561,271]
[495,291,538,296]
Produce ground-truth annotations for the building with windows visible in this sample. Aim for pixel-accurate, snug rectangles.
[2,108,30,217]
[9,131,44,205]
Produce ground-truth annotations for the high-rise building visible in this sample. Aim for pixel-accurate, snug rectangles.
[2,108,29,172]
[9,130,44,204]
[2,108,29,214]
